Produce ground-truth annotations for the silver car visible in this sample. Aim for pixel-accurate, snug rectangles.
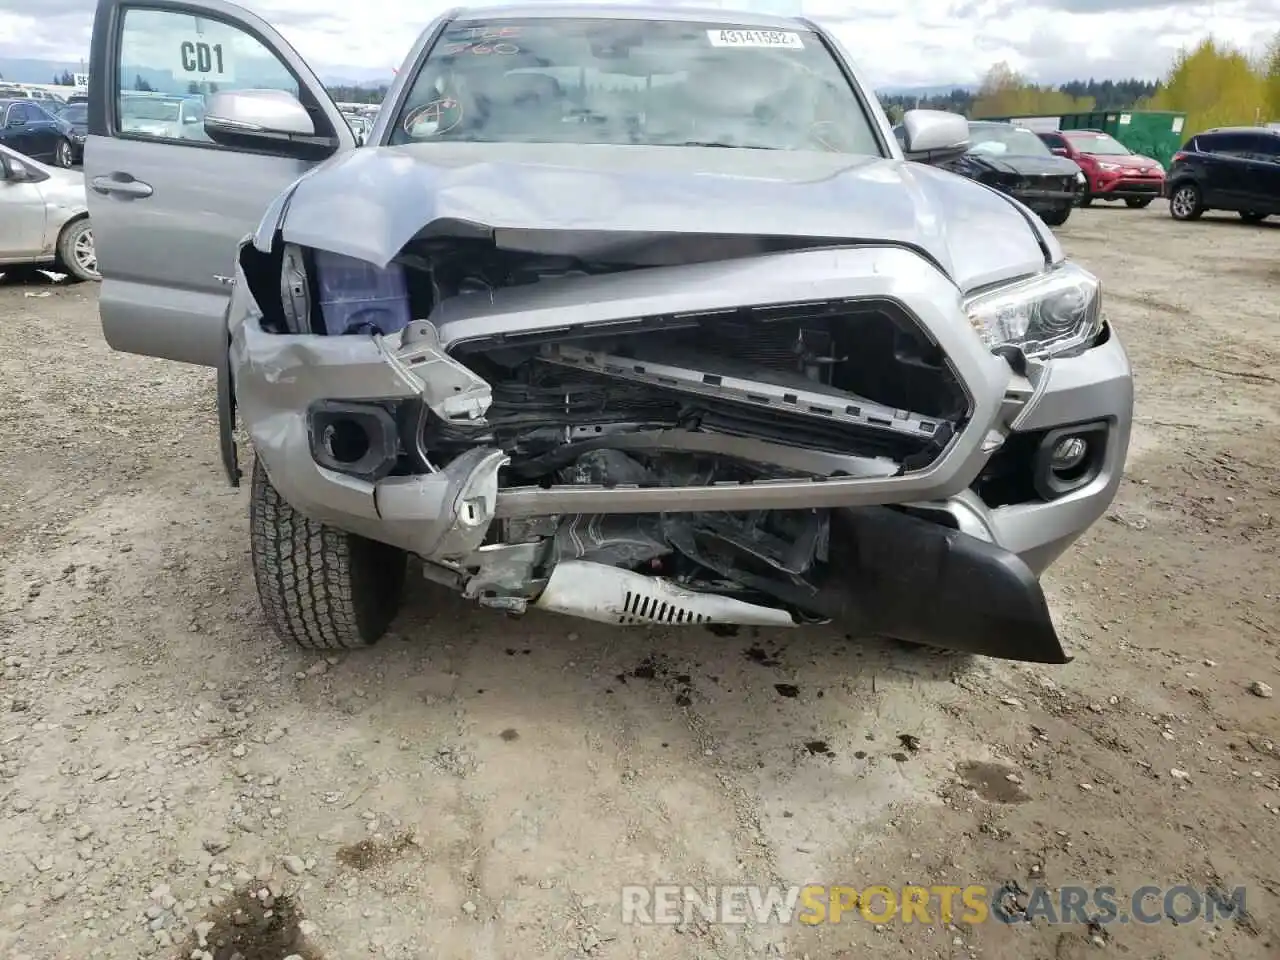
[84,1,1133,662]
[0,143,98,281]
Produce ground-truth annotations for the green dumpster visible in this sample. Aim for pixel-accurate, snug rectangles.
[973,110,1188,169]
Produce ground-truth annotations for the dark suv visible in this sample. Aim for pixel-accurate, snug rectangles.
[1164,127,1280,223]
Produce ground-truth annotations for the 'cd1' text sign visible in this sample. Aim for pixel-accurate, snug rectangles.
[173,32,235,83]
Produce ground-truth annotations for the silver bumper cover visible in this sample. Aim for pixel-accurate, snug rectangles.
[229,244,1132,574]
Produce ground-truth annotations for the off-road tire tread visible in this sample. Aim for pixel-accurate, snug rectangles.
[250,458,405,649]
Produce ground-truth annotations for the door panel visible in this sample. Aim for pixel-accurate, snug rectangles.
[27,106,62,162]
[1256,140,1280,213]
[86,0,354,367]
[3,103,34,158]
[1201,135,1253,208]
[0,176,48,260]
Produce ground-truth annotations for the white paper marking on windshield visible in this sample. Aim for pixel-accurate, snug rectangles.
[706,29,805,49]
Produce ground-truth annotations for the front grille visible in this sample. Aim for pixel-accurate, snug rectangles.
[453,299,969,470]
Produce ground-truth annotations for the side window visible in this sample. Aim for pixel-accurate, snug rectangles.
[1041,133,1065,150]
[116,7,301,146]
[11,103,34,124]
[1241,134,1275,161]
[1206,133,1250,158]
[1254,136,1280,163]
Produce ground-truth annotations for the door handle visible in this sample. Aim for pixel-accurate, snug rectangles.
[90,173,153,199]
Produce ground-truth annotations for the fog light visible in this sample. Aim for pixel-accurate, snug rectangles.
[1050,436,1088,472]
[1033,422,1109,500]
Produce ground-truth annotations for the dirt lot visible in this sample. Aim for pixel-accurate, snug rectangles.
[1,207,1277,960]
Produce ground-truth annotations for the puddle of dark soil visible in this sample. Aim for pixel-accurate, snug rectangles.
[176,887,321,960]
[744,646,781,667]
[774,683,800,698]
[956,760,1030,803]
[803,740,836,758]
[336,831,417,871]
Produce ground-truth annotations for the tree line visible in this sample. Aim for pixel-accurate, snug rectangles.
[881,33,1280,138]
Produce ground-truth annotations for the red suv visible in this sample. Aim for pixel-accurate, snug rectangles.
[1038,130,1165,208]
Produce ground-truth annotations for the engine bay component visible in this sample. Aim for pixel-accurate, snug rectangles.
[534,559,798,627]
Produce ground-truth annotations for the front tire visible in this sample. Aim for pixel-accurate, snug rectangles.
[1169,183,1204,221]
[55,218,99,282]
[1040,205,1072,227]
[54,138,74,168]
[1125,197,1153,209]
[250,458,407,649]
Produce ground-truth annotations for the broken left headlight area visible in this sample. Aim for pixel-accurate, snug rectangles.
[232,236,975,630]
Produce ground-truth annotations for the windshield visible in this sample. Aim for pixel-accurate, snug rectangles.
[1066,132,1130,155]
[122,97,181,122]
[390,18,879,154]
[966,123,1051,157]
[60,104,88,123]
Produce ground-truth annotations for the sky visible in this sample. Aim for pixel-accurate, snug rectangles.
[1,0,1274,89]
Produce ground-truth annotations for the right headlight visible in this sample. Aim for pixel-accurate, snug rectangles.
[964,261,1104,359]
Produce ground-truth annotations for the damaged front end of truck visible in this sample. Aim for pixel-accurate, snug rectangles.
[218,182,1114,663]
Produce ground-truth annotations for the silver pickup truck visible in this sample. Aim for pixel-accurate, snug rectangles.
[83,0,1132,662]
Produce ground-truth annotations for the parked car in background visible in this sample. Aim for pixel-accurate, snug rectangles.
[0,99,76,167]
[119,92,208,140]
[1038,129,1164,208]
[0,84,68,105]
[0,143,98,281]
[929,120,1084,226]
[343,112,371,145]
[54,101,88,163]
[1164,127,1280,223]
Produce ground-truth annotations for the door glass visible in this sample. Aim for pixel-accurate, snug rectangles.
[1254,136,1280,164]
[117,7,300,144]
[1206,134,1249,158]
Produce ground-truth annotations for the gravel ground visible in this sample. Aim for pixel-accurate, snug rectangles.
[0,206,1277,960]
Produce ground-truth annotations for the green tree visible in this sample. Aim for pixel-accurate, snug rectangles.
[1146,38,1267,134]
[134,74,154,92]
[971,62,1094,118]
[1264,32,1280,123]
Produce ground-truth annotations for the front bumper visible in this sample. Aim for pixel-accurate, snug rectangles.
[228,245,1132,658]
[1008,187,1079,211]
[1093,173,1164,199]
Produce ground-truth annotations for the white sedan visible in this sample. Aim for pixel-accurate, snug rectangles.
[0,142,98,281]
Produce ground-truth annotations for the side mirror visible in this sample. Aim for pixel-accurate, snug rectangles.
[204,89,315,145]
[900,109,969,164]
[1050,146,1068,156]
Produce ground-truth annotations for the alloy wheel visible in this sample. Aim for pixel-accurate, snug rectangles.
[56,140,73,168]
[1171,187,1196,219]
[73,226,99,279]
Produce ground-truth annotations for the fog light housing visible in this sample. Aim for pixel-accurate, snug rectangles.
[307,400,399,482]
[1050,436,1088,471]
[1033,422,1109,500]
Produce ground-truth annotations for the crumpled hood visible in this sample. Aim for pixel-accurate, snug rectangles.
[267,142,1052,292]
[961,153,1082,178]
